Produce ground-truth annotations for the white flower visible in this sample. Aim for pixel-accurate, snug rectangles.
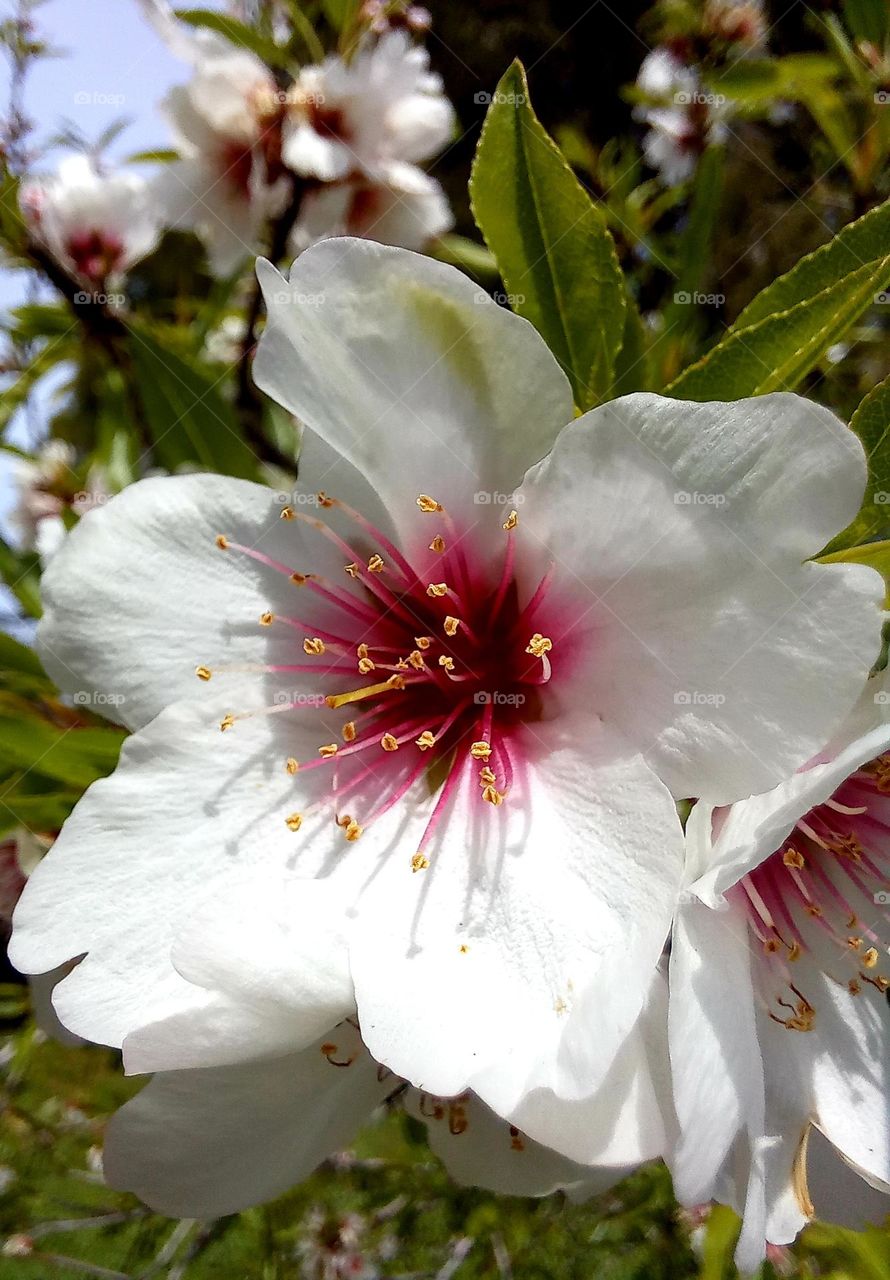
[11,241,882,1167]
[9,440,107,565]
[144,4,287,274]
[634,48,725,185]
[283,31,454,184]
[19,155,161,285]
[99,885,642,1216]
[669,679,890,1269]
[292,162,452,252]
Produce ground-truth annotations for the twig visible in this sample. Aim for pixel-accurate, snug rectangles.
[491,1233,513,1280]
[27,1211,147,1242]
[25,1253,133,1280]
[137,1219,196,1280]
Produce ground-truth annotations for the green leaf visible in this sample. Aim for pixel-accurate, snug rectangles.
[128,325,261,480]
[667,201,890,400]
[607,292,651,398]
[0,716,124,790]
[736,198,890,329]
[470,60,625,410]
[821,376,890,554]
[841,0,889,45]
[0,536,41,619]
[174,8,286,65]
[430,234,499,281]
[319,0,359,33]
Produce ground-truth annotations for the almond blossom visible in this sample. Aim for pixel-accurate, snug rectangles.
[19,155,161,286]
[670,678,890,1268]
[11,240,883,1170]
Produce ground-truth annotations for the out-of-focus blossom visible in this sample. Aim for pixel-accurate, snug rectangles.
[292,162,452,252]
[19,155,161,285]
[634,48,724,186]
[703,0,767,52]
[9,440,107,565]
[142,1,289,274]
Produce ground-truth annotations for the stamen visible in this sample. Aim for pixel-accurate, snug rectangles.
[416,494,443,513]
[412,853,430,872]
[416,730,436,751]
[318,743,339,758]
[381,733,400,752]
[342,721,357,742]
[444,616,459,636]
[303,637,326,655]
[215,534,229,549]
[285,813,303,831]
[368,554,385,574]
[470,741,492,761]
[324,677,408,710]
[502,510,518,531]
[429,535,446,553]
[286,757,299,774]
[195,665,212,681]
[427,582,448,598]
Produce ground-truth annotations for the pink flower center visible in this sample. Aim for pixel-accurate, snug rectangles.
[208,493,561,870]
[64,229,125,284]
[732,759,890,1031]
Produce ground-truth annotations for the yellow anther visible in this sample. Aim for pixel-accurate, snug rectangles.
[416,730,436,751]
[783,847,805,869]
[849,979,862,995]
[481,784,505,805]
[439,656,455,672]
[342,721,357,742]
[358,657,376,674]
[260,611,275,626]
[408,650,426,670]
[381,733,399,752]
[526,633,552,657]
[502,509,518,531]
[344,819,363,842]
[303,637,326,655]
[470,741,492,761]
[344,562,359,578]
[285,757,299,774]
[554,997,567,1014]
[787,941,801,962]
[319,743,339,758]
[280,506,295,521]
[427,582,448,597]
[862,947,879,969]
[290,571,308,585]
[847,936,863,951]
[195,665,212,681]
[764,937,781,955]
[357,644,369,659]
[285,812,303,831]
[219,714,235,732]
[387,674,407,690]
[429,535,446,553]
[368,554,385,573]
[443,616,459,636]
[417,494,443,513]
[459,944,469,954]
[479,766,496,786]
[215,534,229,549]
[316,491,334,508]
[411,853,430,872]
[414,635,432,650]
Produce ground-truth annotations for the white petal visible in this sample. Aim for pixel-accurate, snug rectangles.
[253,239,573,551]
[405,1090,627,1199]
[36,472,353,730]
[807,1129,890,1231]
[104,1029,388,1217]
[281,119,352,180]
[668,899,764,1205]
[9,698,383,1048]
[692,718,890,904]
[122,878,354,1073]
[515,392,883,802]
[350,712,684,1112]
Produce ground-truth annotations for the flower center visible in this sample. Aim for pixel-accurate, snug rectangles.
[205,493,558,871]
[65,229,125,284]
[732,757,890,1031]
